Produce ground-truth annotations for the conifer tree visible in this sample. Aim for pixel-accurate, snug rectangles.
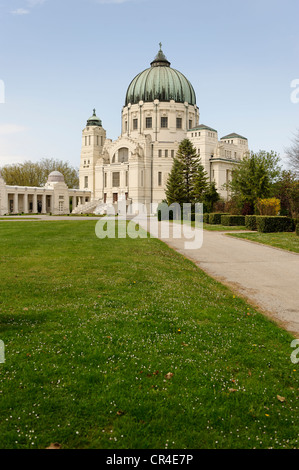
[165,157,186,205]
[175,139,200,203]
[193,163,209,202]
[166,139,209,205]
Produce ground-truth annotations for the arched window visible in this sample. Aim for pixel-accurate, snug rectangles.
[118,148,129,163]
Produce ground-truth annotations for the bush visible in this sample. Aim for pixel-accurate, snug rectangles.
[209,213,229,225]
[221,215,246,226]
[256,216,295,233]
[245,215,258,231]
[203,213,210,224]
[296,224,299,236]
[256,198,281,216]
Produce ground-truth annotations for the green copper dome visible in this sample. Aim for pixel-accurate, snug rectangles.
[125,46,196,106]
[87,109,102,127]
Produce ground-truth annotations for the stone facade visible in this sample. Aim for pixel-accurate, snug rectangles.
[79,47,249,214]
[0,171,91,216]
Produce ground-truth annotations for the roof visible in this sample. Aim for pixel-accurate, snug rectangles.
[220,133,247,141]
[87,109,102,127]
[125,46,196,106]
[189,124,218,133]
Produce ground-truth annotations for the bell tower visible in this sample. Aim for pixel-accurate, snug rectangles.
[79,109,106,196]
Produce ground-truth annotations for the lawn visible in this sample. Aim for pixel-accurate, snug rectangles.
[228,232,299,254]
[0,221,298,449]
[203,223,247,232]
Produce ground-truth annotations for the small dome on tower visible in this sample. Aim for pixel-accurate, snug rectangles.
[87,109,102,127]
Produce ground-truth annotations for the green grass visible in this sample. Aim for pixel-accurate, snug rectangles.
[173,220,247,231]
[203,223,247,232]
[228,232,299,254]
[0,222,298,449]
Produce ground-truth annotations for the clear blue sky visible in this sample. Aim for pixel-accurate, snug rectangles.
[0,0,298,170]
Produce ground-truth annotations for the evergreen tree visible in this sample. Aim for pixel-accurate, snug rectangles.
[193,163,209,202]
[165,158,186,205]
[203,182,220,212]
[175,139,200,203]
[166,139,205,205]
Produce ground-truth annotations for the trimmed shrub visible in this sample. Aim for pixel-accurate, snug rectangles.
[256,216,295,233]
[209,213,229,225]
[245,215,257,231]
[296,224,299,236]
[203,213,210,224]
[221,215,246,226]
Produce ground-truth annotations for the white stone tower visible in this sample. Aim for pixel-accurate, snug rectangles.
[79,109,106,195]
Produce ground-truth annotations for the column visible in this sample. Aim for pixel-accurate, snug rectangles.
[23,193,28,214]
[33,193,37,213]
[13,192,18,214]
[42,193,47,214]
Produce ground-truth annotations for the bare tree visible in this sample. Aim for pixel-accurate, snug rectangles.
[285,129,299,176]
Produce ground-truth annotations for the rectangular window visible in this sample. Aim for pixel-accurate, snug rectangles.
[85,136,87,146]
[97,136,99,146]
[113,193,118,203]
[89,136,91,145]
[126,171,128,187]
[158,172,162,186]
[158,149,162,158]
[125,121,128,132]
[165,150,168,158]
[189,120,192,129]
[171,150,174,158]
[133,119,138,130]
[146,117,152,128]
[112,172,120,187]
[104,193,107,203]
[104,173,107,188]
[59,201,64,213]
[84,176,88,188]
[176,117,182,129]
[161,117,168,128]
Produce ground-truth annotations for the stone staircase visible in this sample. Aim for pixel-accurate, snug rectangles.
[72,199,101,215]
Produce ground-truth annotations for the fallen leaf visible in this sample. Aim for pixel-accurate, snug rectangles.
[117,410,125,416]
[165,372,174,380]
[228,388,238,393]
[277,395,286,403]
[46,443,61,449]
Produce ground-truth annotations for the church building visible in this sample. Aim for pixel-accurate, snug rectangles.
[77,45,250,215]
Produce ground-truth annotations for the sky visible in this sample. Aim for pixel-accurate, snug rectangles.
[0,0,299,170]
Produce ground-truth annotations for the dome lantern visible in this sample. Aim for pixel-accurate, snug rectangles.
[150,43,171,68]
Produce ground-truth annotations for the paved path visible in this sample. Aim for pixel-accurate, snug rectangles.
[138,219,299,337]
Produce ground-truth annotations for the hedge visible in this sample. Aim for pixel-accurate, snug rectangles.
[245,215,257,231]
[209,213,229,225]
[256,216,295,233]
[296,224,299,236]
[221,215,246,226]
[203,213,210,224]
